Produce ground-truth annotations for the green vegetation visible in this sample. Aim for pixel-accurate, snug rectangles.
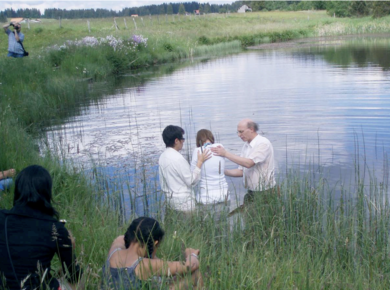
[1,10,390,289]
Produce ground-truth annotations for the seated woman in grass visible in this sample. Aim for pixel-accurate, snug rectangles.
[102,217,202,290]
[0,168,16,192]
[191,129,230,220]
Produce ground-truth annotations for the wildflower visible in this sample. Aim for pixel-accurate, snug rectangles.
[130,34,148,48]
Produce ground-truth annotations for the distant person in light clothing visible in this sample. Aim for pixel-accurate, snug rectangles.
[190,129,229,220]
[159,125,211,214]
[211,119,275,204]
[2,22,25,58]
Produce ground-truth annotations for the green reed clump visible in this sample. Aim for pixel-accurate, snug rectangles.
[148,164,389,289]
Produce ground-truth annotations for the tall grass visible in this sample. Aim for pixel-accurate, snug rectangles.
[1,10,390,289]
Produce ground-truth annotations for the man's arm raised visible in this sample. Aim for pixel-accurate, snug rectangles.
[3,22,11,33]
[224,169,243,177]
[211,146,255,169]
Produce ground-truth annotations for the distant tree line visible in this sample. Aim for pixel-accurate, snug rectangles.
[242,1,390,18]
[0,1,389,22]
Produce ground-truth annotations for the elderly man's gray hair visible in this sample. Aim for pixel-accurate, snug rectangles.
[247,121,259,132]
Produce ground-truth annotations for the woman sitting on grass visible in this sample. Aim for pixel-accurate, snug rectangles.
[102,217,202,290]
[0,168,16,192]
[0,165,82,290]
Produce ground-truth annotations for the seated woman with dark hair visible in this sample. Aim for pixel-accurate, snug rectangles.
[102,217,202,290]
[0,165,82,290]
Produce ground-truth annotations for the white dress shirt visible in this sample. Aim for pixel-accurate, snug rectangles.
[159,147,201,212]
[238,135,275,191]
[191,143,229,204]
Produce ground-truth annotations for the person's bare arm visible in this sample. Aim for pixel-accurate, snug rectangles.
[224,169,243,177]
[136,248,200,279]
[3,22,11,32]
[211,146,255,168]
[0,169,16,180]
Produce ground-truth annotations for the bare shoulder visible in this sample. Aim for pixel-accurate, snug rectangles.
[109,235,126,251]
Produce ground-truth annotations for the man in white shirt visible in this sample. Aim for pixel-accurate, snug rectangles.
[211,118,275,204]
[159,125,211,213]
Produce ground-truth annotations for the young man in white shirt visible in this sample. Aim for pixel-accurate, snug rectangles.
[211,118,276,203]
[159,125,211,215]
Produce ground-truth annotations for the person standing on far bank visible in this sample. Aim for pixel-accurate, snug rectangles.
[3,22,25,58]
[211,118,275,204]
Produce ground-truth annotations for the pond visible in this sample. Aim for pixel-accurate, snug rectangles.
[42,36,390,217]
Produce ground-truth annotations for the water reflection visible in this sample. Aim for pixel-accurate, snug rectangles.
[292,37,390,70]
[42,38,390,217]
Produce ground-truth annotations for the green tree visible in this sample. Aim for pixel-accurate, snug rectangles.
[244,1,265,11]
[372,1,390,18]
[204,3,211,13]
[313,1,327,10]
[0,11,7,22]
[178,4,185,15]
[349,1,369,17]
[199,4,204,14]
[167,4,173,15]
[326,1,352,17]
[159,5,166,15]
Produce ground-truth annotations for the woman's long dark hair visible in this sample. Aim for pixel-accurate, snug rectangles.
[124,217,165,258]
[13,165,59,219]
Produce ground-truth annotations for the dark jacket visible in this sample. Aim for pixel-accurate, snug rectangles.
[0,206,82,290]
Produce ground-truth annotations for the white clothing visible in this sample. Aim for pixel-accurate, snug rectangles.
[159,147,201,212]
[238,135,275,191]
[191,143,229,204]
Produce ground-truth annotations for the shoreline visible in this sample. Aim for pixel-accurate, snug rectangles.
[247,33,390,50]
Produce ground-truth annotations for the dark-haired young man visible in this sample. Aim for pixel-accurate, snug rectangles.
[2,22,25,58]
[159,125,211,213]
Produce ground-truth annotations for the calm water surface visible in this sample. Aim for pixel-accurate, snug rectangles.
[43,37,390,216]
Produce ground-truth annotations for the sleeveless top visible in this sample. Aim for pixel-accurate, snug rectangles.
[101,248,143,290]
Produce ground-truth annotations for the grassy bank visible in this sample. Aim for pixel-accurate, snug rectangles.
[1,10,390,289]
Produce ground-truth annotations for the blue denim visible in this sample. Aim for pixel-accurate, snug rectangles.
[0,178,13,191]
[7,51,24,58]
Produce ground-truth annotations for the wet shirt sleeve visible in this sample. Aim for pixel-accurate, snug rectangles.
[176,155,201,187]
[248,142,270,164]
